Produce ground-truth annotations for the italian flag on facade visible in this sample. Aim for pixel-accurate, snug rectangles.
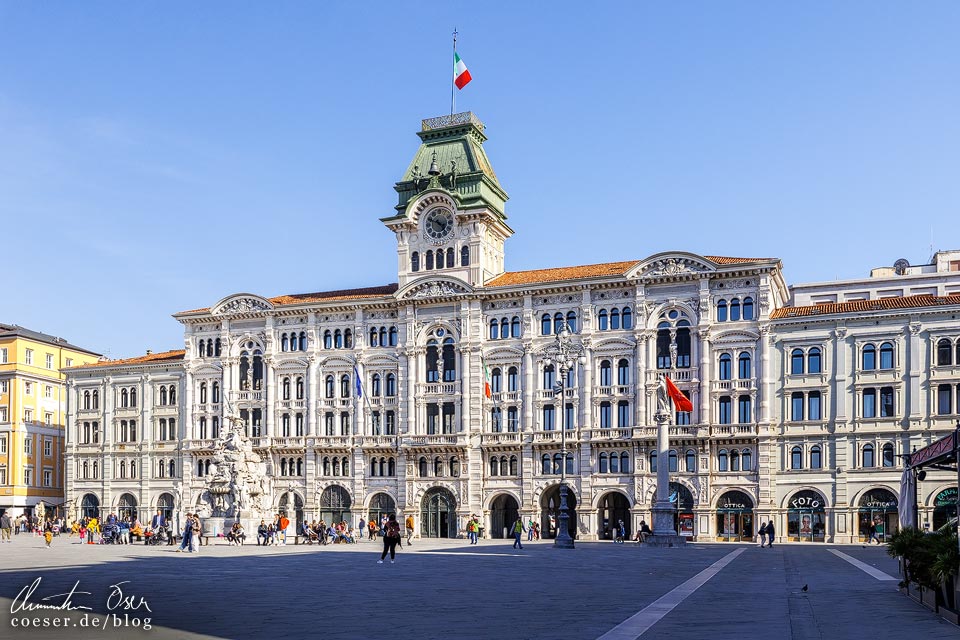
[483,359,492,398]
[454,52,472,89]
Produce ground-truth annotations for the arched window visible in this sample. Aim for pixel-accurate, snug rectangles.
[334,330,343,349]
[491,368,502,393]
[807,347,822,374]
[386,373,396,396]
[542,454,551,474]
[418,457,427,477]
[500,318,509,339]
[510,455,518,475]
[436,249,445,269]
[809,445,821,469]
[299,332,307,351]
[411,251,419,272]
[599,360,611,386]
[791,446,803,470]
[742,297,754,320]
[344,329,353,349]
[862,344,876,370]
[121,388,128,407]
[389,326,398,346]
[296,377,304,400]
[489,319,499,340]
[599,452,608,473]
[862,444,875,468]
[730,449,740,471]
[490,457,498,476]
[434,456,443,477]
[281,333,289,352]
[622,307,633,329]
[882,443,895,467]
[199,382,207,404]
[496,456,506,476]
[791,349,805,375]
[159,386,167,405]
[610,452,620,473]
[554,313,564,335]
[130,388,137,406]
[446,247,454,268]
[425,250,434,270]
[553,453,562,474]
[730,298,741,321]
[370,327,378,347]
[718,449,728,471]
[541,314,552,335]
[717,300,728,322]
[649,450,657,472]
[282,378,291,401]
[325,376,334,398]
[718,354,732,380]
[83,390,90,410]
[92,390,99,409]
[879,342,894,369]
[340,375,350,397]
[620,452,630,472]
[511,316,521,338]
[170,385,177,404]
[668,450,678,472]
[506,366,518,392]
[130,461,136,478]
[598,309,608,331]
[387,458,396,476]
[937,339,953,366]
[450,456,460,477]
[676,321,691,368]
[567,311,577,333]
[198,340,206,357]
[461,246,469,266]
[543,364,555,390]
[617,359,629,385]
[491,407,502,431]
[686,449,696,472]
[371,374,381,397]
[738,353,751,379]
[323,330,332,349]
[741,449,752,470]
[281,458,288,476]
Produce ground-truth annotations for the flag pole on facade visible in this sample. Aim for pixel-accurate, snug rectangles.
[451,27,457,116]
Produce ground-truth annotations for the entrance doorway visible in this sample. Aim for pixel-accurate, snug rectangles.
[81,493,100,520]
[279,492,305,532]
[715,490,754,542]
[857,488,898,542]
[421,487,457,538]
[598,492,631,540]
[787,489,826,541]
[490,494,519,539]
[541,485,578,539]
[319,485,352,527]
[367,493,396,529]
[117,493,138,522]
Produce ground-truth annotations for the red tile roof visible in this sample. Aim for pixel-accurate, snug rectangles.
[73,349,186,368]
[705,256,775,265]
[486,261,640,287]
[180,285,399,314]
[772,294,960,319]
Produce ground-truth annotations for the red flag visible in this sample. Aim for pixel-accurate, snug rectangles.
[665,376,693,412]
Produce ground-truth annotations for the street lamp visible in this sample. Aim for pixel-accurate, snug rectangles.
[538,324,586,549]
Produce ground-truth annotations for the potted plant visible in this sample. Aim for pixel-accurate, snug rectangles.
[930,531,959,620]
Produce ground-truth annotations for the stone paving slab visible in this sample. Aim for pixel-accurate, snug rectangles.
[0,535,955,640]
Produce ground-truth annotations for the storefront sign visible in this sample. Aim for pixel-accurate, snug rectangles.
[717,490,753,511]
[935,487,958,508]
[679,513,694,537]
[860,489,897,511]
[789,490,825,511]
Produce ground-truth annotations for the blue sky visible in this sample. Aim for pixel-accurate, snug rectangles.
[2,2,958,358]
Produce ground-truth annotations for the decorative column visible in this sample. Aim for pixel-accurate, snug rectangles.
[646,376,686,547]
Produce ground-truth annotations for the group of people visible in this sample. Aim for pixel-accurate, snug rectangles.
[758,521,776,547]
[254,514,292,546]
[0,512,63,544]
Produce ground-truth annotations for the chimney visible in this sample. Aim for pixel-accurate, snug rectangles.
[146,350,153,355]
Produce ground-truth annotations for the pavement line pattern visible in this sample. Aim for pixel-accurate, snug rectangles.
[595,547,746,640]
[828,549,897,581]
[412,550,526,557]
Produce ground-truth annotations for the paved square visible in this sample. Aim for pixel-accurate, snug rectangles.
[0,535,956,639]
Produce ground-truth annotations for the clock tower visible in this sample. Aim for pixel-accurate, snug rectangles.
[382,112,512,288]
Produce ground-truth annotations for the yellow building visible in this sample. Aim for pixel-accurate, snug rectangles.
[0,323,101,520]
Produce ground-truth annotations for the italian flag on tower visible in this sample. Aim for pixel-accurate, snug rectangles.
[454,52,472,89]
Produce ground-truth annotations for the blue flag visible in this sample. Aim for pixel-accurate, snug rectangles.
[354,366,363,398]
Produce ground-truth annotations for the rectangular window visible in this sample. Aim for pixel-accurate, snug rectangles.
[24,409,33,423]
[0,348,6,363]
[324,412,334,436]
[738,396,752,423]
[617,401,630,427]
[371,411,381,435]
[718,397,732,425]
[25,349,33,365]
[340,412,350,436]
[43,469,52,487]
[426,404,439,435]
[879,387,895,417]
[808,392,822,421]
[44,385,52,398]
[1,380,6,393]
[45,353,53,369]
[938,384,952,415]
[863,389,876,418]
[599,402,611,428]
[386,410,396,435]
[0,408,6,422]
[44,412,52,425]
[507,406,519,432]
[23,468,32,485]
[542,405,555,431]
[442,402,455,434]
[43,438,51,457]
[65,358,73,367]
[25,382,32,395]
[791,392,804,421]
[0,436,5,453]
[0,467,6,484]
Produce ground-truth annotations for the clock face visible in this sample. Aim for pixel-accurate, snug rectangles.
[423,209,454,243]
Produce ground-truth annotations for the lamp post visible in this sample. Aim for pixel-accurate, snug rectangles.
[537,324,586,549]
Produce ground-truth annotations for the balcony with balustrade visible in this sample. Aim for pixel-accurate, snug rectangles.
[645,368,698,385]
[272,436,306,450]
[359,435,399,448]
[311,435,353,449]
[480,431,524,447]
[416,382,461,396]
[585,427,633,441]
[490,391,522,404]
[401,433,465,448]
[277,400,306,410]
[230,390,264,403]
[709,423,759,437]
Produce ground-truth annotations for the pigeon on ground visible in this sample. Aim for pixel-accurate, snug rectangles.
[801,584,808,592]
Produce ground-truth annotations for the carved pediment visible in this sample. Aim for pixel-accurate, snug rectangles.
[642,258,709,278]
[400,279,472,300]
[212,294,273,316]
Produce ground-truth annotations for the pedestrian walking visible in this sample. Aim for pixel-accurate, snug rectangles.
[615,520,626,544]
[466,517,478,544]
[405,514,415,545]
[758,521,768,547]
[177,512,193,552]
[43,521,54,548]
[511,517,526,549]
[0,512,12,542]
[868,521,880,545]
[359,517,366,540]
[527,517,535,541]
[378,514,402,564]
[189,514,201,553]
[766,521,775,547]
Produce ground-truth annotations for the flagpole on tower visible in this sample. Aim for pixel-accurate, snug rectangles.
[451,27,458,116]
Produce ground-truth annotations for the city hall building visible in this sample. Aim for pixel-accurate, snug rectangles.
[64,113,960,542]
